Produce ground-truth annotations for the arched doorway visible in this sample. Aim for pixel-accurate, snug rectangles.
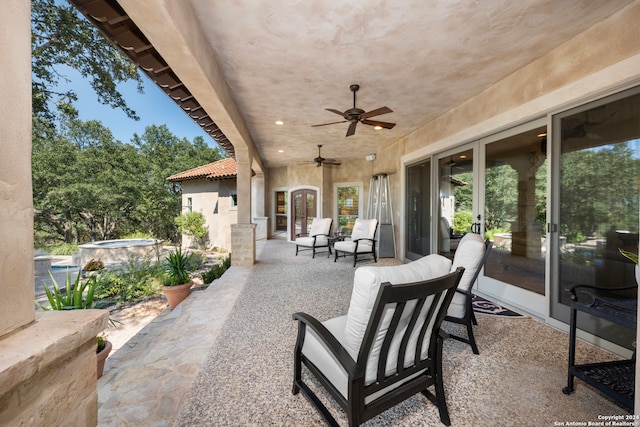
[291,189,317,241]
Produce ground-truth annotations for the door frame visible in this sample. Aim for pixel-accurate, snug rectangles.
[288,185,321,242]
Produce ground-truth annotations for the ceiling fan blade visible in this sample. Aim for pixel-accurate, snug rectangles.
[362,119,396,129]
[324,160,341,166]
[346,120,358,137]
[311,120,347,127]
[360,106,393,119]
[326,108,346,117]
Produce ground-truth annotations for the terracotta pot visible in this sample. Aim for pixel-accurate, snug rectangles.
[97,340,112,379]
[162,280,193,309]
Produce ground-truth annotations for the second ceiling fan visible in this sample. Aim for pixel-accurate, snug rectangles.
[312,84,396,137]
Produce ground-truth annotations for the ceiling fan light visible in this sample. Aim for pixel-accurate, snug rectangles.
[374,126,382,130]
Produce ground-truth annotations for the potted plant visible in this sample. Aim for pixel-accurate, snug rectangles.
[83,258,105,277]
[96,335,112,378]
[162,247,195,309]
[37,272,113,378]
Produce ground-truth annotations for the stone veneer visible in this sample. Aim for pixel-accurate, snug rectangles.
[0,310,109,426]
[231,223,256,266]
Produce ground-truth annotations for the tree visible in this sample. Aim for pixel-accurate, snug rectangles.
[31,0,143,122]
[33,117,144,243]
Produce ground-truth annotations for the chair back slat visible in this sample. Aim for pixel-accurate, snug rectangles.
[397,297,427,375]
[376,301,404,382]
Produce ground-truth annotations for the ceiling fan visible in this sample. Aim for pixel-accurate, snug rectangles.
[312,84,396,137]
[302,145,341,167]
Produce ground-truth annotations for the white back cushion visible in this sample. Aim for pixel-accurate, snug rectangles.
[350,218,377,241]
[309,217,332,236]
[344,254,452,383]
[447,233,485,318]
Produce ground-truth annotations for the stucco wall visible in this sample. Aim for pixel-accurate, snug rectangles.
[181,178,237,251]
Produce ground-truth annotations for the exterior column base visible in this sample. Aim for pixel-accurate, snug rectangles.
[231,223,257,266]
[0,310,109,426]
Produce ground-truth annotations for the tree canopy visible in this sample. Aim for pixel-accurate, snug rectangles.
[33,120,224,245]
[32,0,143,122]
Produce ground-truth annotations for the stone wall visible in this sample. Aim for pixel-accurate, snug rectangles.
[0,310,109,426]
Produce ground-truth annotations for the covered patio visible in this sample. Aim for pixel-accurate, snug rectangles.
[1,1,639,425]
[95,238,624,426]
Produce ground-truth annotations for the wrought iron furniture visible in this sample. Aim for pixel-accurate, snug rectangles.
[295,217,333,258]
[443,234,492,354]
[562,282,637,412]
[333,218,378,266]
[292,255,464,426]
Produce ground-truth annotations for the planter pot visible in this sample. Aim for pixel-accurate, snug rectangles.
[162,281,193,309]
[97,340,112,379]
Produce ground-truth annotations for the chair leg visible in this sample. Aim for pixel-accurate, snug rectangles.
[295,245,299,256]
[433,335,451,426]
[312,247,316,259]
[352,253,357,267]
[466,314,480,355]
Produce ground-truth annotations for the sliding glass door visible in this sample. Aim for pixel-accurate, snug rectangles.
[550,88,640,348]
[406,160,431,260]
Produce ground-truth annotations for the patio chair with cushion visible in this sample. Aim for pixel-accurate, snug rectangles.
[292,255,464,426]
[333,218,378,266]
[295,217,333,258]
[443,233,492,354]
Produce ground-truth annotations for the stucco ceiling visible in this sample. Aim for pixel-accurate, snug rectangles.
[162,1,634,167]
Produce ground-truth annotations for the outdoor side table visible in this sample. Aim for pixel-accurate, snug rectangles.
[562,283,637,412]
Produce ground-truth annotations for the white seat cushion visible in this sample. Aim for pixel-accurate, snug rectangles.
[309,218,332,237]
[333,240,372,253]
[350,218,377,241]
[295,235,329,248]
[447,233,485,318]
[344,254,452,384]
[301,315,350,397]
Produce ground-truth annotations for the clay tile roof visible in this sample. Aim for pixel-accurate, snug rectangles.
[166,157,237,182]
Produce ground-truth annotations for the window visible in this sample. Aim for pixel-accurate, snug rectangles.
[187,197,193,212]
[230,193,237,208]
[337,185,359,235]
[275,191,287,231]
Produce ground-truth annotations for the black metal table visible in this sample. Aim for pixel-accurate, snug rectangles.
[562,284,637,412]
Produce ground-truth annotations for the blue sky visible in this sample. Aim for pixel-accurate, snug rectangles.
[57,65,220,149]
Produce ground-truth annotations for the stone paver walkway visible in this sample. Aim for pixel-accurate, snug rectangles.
[95,242,261,426]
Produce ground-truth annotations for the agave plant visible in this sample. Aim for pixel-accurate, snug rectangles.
[163,247,194,286]
[37,271,97,310]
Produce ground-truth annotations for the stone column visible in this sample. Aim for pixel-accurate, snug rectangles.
[0,4,109,426]
[0,0,34,337]
[231,150,256,265]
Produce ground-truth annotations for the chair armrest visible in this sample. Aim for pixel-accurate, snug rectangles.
[455,288,474,298]
[565,283,637,297]
[295,232,309,238]
[292,312,362,378]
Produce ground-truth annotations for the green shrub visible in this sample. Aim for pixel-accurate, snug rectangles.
[201,255,231,284]
[453,211,473,234]
[46,242,79,256]
[93,255,164,307]
[175,212,208,249]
